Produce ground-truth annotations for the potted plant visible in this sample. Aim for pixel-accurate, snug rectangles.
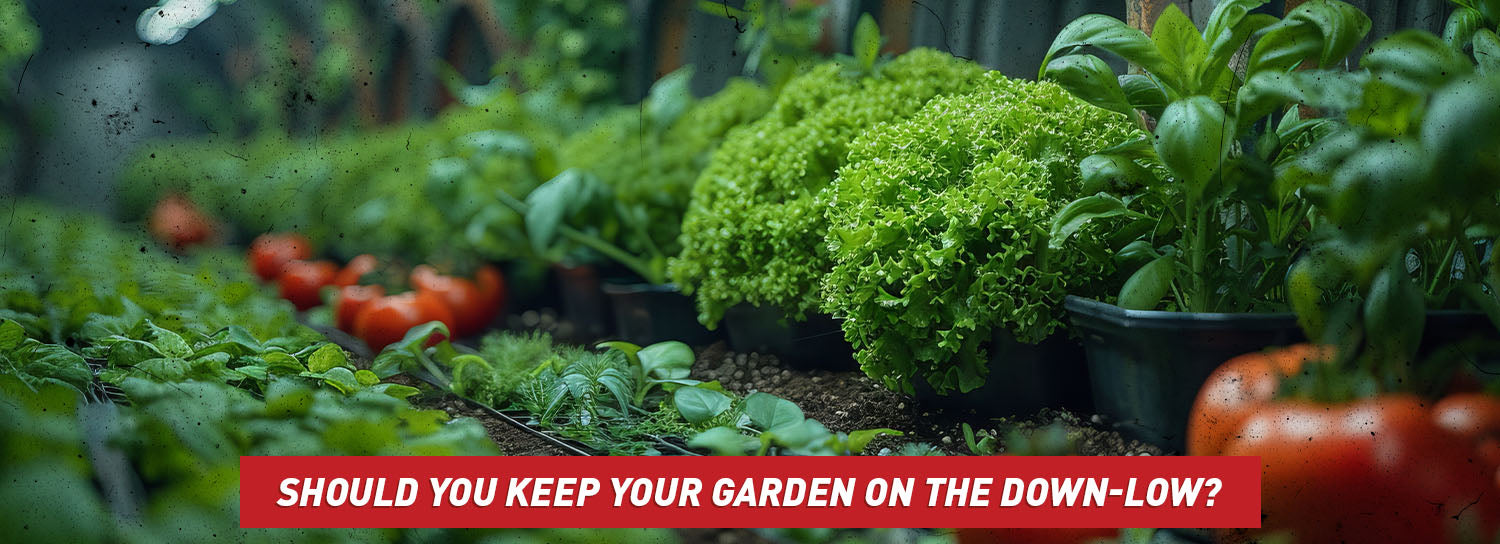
[1039,0,1373,447]
[1185,11,1500,539]
[669,34,990,366]
[502,70,775,345]
[1257,2,1500,385]
[820,72,1140,414]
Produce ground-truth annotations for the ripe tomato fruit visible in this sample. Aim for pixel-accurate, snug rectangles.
[1187,344,1332,456]
[248,233,312,281]
[334,284,385,332]
[1220,395,1500,543]
[352,291,455,352]
[954,528,1117,544]
[1191,346,1500,542]
[333,254,378,287]
[149,194,215,250]
[276,260,337,311]
[1434,393,1500,483]
[410,265,503,337]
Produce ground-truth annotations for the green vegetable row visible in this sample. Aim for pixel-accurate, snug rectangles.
[0,201,684,542]
[411,329,928,457]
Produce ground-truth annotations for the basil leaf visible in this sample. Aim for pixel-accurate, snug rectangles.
[1043,54,1133,116]
[1118,255,1176,310]
[673,386,731,425]
[1154,96,1231,201]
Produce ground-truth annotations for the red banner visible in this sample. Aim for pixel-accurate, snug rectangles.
[240,456,1260,529]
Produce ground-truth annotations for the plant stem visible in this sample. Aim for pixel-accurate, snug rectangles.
[1189,203,1211,312]
[1428,238,1460,296]
[494,189,666,284]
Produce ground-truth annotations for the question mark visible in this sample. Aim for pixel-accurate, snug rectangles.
[1204,478,1222,506]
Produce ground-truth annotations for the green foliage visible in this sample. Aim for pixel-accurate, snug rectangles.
[824,74,1140,394]
[671,49,987,326]
[492,0,633,109]
[449,332,901,456]
[1043,0,1371,312]
[0,374,497,543]
[698,0,829,90]
[536,78,774,282]
[120,91,560,265]
[0,202,313,342]
[0,0,39,70]
[455,330,560,406]
[1258,7,1500,387]
[0,201,526,543]
[0,319,94,396]
[688,391,902,456]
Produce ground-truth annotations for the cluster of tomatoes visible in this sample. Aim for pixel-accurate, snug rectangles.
[1190,345,1500,543]
[248,233,505,351]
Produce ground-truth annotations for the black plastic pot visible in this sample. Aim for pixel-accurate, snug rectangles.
[912,329,1092,417]
[1065,296,1305,451]
[553,264,612,341]
[601,282,721,346]
[721,305,854,370]
[1069,296,1500,451]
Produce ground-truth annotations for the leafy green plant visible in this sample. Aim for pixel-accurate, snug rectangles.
[671,48,987,326]
[121,90,559,266]
[512,74,774,283]
[1252,3,1500,385]
[0,319,94,397]
[823,73,1140,394]
[491,0,634,111]
[1042,0,1372,312]
[448,331,900,456]
[0,373,498,543]
[688,391,901,456]
[0,201,524,542]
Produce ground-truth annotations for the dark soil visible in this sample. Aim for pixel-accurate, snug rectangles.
[691,342,1164,457]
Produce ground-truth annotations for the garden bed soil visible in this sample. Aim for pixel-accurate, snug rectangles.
[690,343,1164,457]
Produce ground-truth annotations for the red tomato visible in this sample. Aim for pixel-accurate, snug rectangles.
[954,528,1117,544]
[1434,393,1500,482]
[1187,344,1331,456]
[333,254,378,287]
[352,291,455,352]
[149,194,215,250]
[1220,395,1500,543]
[410,265,503,337]
[276,260,337,311]
[248,233,312,281]
[334,284,385,332]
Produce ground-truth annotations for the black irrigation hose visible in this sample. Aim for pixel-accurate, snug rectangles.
[408,369,707,457]
[407,369,595,456]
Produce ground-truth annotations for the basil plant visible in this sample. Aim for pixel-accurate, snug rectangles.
[1254,1,1500,380]
[1041,0,1371,313]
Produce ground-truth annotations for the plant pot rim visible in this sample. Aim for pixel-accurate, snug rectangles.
[600,282,682,295]
[1065,295,1299,330]
[1065,296,1491,331]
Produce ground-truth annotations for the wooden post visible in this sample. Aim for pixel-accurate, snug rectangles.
[1126,0,1215,35]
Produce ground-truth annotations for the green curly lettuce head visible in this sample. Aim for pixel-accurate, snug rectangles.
[822,72,1142,395]
[558,79,773,259]
[670,49,987,327]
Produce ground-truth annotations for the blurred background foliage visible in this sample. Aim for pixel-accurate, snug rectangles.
[1,0,1453,211]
